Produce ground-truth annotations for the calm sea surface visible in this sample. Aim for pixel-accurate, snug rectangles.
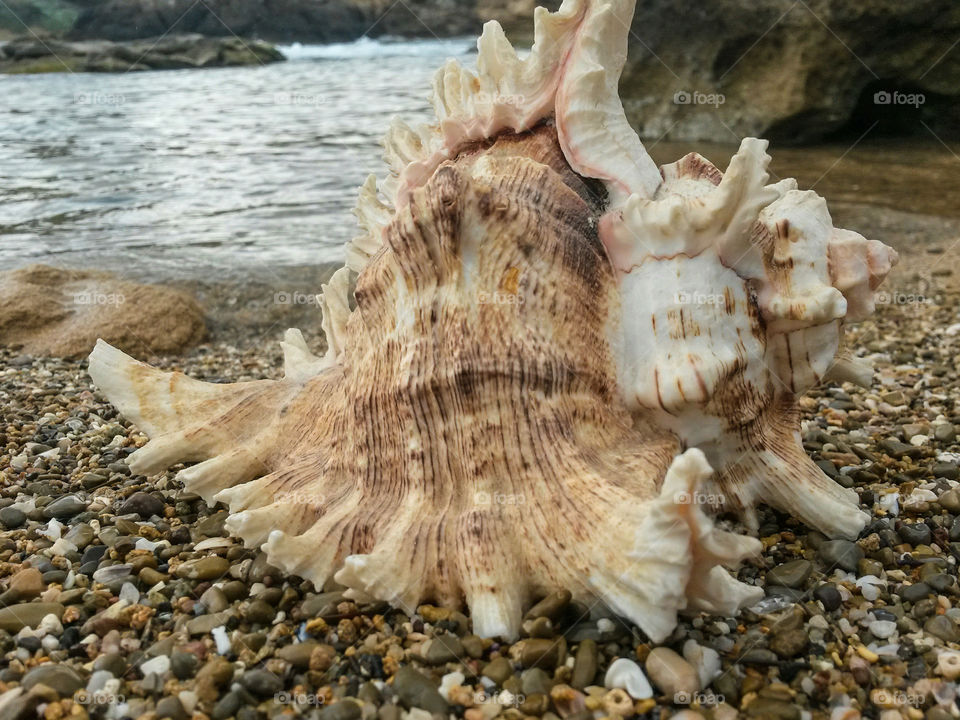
[1,37,958,283]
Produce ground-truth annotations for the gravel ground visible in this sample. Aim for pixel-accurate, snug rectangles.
[1,249,960,720]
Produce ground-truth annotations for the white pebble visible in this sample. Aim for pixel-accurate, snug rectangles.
[41,636,59,651]
[212,626,232,655]
[139,655,170,677]
[118,582,140,605]
[87,670,114,694]
[869,621,897,639]
[178,690,198,713]
[135,538,159,552]
[438,671,465,701]
[37,614,62,637]
[604,657,653,699]
[596,618,616,633]
[938,650,960,680]
[682,639,720,688]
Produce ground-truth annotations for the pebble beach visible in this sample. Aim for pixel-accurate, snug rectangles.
[1,244,960,720]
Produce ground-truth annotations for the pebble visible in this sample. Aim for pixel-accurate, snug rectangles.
[277,641,319,668]
[645,647,699,698]
[925,615,960,643]
[524,589,572,621]
[899,522,932,545]
[868,620,897,639]
[814,584,842,611]
[156,696,188,720]
[119,491,166,518]
[176,556,231,580]
[482,656,514,685]
[22,664,85,696]
[938,488,960,513]
[604,658,653,699]
[818,540,863,572]
[769,629,809,659]
[0,567,44,604]
[0,506,26,528]
[392,666,449,713]
[765,560,812,589]
[240,668,282,697]
[0,602,64,631]
[937,650,960,679]
[901,582,932,603]
[571,638,598,689]
[42,494,87,518]
[141,655,171,677]
[320,701,362,720]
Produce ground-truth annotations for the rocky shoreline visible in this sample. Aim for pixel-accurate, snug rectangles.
[1,245,960,718]
[0,33,284,73]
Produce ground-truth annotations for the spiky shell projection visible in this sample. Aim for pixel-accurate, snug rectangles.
[88,0,898,642]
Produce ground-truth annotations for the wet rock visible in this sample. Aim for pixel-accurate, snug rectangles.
[240,668,282,697]
[765,560,812,589]
[925,615,960,643]
[176,556,230,581]
[0,506,26,528]
[42,494,87,518]
[768,629,809,659]
[392,666,448,713]
[119,491,165,518]
[818,540,863,572]
[0,602,64,631]
[22,664,85,696]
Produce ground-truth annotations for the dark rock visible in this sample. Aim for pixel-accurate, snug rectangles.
[118,491,165,518]
[392,666,448,713]
[0,507,26,528]
[240,668,282,697]
[814,584,842,611]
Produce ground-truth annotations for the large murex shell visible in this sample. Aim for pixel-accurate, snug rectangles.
[89,0,898,641]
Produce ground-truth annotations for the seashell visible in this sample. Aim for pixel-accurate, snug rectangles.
[88,0,896,640]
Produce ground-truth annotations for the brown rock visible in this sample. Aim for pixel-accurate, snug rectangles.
[0,264,205,358]
[0,568,45,605]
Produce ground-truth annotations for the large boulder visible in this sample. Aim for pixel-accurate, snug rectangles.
[70,0,368,43]
[0,33,283,72]
[620,0,960,143]
[0,265,206,358]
